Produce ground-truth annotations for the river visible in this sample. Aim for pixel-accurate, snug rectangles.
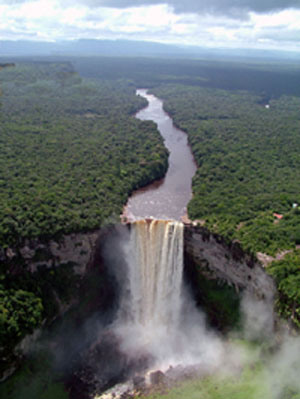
[124,89,197,221]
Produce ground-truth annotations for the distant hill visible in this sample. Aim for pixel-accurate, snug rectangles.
[1,39,300,61]
[0,39,191,57]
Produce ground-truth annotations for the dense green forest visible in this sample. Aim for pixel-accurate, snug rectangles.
[1,55,300,387]
[151,84,300,326]
[5,55,300,96]
[0,62,168,246]
[0,61,168,362]
[71,56,300,97]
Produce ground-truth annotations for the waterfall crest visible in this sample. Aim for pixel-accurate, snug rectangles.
[127,219,184,330]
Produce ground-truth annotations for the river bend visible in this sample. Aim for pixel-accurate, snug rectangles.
[124,89,196,221]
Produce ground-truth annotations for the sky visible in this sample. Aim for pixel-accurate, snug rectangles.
[0,0,300,51]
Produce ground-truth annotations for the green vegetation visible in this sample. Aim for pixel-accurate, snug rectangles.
[0,351,67,399]
[0,284,43,347]
[142,366,270,399]
[151,84,300,255]
[74,56,300,97]
[269,250,300,328]
[151,84,300,326]
[139,340,300,399]
[194,275,241,331]
[0,62,168,247]
[185,253,241,332]
[74,56,300,329]
[2,55,300,393]
[0,261,80,375]
[0,61,168,365]
[140,363,300,399]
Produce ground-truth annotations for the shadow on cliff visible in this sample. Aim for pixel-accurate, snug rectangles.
[15,224,135,399]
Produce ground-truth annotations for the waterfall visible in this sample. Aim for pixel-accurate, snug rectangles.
[127,219,184,330]
[112,218,224,376]
[96,219,225,399]
[114,219,186,363]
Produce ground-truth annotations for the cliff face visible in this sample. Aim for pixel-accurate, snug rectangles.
[183,224,276,331]
[2,223,276,318]
[184,224,275,301]
[1,230,100,276]
[0,226,119,381]
[1,222,277,379]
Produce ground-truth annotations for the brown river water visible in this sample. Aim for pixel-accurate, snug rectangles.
[123,89,197,221]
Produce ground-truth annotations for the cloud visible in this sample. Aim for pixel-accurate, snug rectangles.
[0,0,25,3]
[0,0,299,52]
[69,0,300,18]
[2,0,299,18]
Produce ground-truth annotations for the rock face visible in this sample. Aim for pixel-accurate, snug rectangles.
[1,222,277,382]
[3,230,100,275]
[184,224,275,302]
[0,225,121,382]
[2,223,275,303]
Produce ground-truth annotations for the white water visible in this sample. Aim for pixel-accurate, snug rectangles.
[97,219,284,399]
[114,219,224,371]
[127,219,184,329]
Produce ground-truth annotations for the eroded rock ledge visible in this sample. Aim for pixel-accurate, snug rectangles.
[1,230,100,276]
[184,224,275,302]
[1,222,276,381]
[2,223,275,301]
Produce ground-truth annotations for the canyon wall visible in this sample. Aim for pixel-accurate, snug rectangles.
[184,224,275,301]
[1,222,276,320]
[1,222,276,380]
[0,226,118,381]
[1,229,100,276]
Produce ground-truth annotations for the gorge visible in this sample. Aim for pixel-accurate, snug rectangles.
[1,89,277,399]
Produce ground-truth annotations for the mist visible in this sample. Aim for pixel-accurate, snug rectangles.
[26,219,300,399]
[268,335,300,399]
[109,220,234,379]
[95,219,300,399]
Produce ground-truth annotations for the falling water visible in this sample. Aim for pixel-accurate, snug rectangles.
[98,218,225,399]
[127,219,184,329]
[113,218,190,365]
[111,215,224,384]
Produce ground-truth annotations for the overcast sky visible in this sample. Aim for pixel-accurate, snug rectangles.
[0,0,300,51]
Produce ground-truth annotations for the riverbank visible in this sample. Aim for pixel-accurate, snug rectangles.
[123,89,196,221]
